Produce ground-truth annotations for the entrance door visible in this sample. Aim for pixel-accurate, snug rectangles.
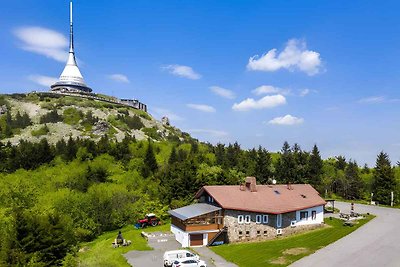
[189,234,203,246]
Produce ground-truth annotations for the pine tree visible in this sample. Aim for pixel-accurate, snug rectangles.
[372,152,396,205]
[143,141,158,176]
[276,141,295,183]
[308,144,323,188]
[335,156,347,171]
[215,143,225,166]
[168,146,178,165]
[345,160,364,199]
[254,146,272,184]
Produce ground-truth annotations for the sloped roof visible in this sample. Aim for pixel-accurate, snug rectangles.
[168,203,222,220]
[195,184,326,214]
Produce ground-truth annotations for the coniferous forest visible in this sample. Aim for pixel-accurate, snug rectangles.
[0,135,399,266]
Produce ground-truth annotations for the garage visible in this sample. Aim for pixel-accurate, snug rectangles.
[190,234,203,246]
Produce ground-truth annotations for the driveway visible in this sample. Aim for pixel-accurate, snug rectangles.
[124,232,237,267]
[291,202,400,267]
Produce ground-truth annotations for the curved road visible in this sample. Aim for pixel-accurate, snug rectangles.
[291,202,400,267]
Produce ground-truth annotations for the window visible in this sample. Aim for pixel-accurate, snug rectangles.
[238,231,243,237]
[257,230,261,236]
[256,215,262,224]
[245,215,251,224]
[238,215,244,224]
[208,196,214,203]
[312,210,317,220]
[263,215,269,224]
[277,214,282,228]
[263,230,268,236]
[245,231,250,237]
[276,229,283,235]
[300,211,308,220]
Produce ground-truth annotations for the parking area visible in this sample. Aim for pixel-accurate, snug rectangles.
[123,232,236,267]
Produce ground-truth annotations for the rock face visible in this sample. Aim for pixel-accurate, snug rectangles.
[0,105,8,115]
[92,121,109,135]
[161,116,170,126]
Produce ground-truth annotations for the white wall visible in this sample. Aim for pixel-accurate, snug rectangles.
[295,205,324,226]
[171,225,189,247]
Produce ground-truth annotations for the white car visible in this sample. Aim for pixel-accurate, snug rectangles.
[172,259,207,267]
[163,250,199,267]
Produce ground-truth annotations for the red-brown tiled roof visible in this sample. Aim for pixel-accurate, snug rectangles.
[195,184,326,214]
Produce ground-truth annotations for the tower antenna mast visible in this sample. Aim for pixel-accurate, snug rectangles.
[69,1,74,52]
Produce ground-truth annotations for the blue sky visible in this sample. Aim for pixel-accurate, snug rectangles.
[1,0,400,166]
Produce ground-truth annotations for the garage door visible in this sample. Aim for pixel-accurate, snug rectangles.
[190,234,203,246]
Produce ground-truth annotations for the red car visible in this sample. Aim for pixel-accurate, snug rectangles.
[136,213,160,228]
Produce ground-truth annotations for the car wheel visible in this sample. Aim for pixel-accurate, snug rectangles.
[151,220,158,226]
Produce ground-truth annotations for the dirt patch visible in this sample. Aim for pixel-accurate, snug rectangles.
[283,247,309,255]
[270,256,288,265]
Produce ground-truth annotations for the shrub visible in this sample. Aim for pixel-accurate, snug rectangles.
[31,125,50,137]
[40,110,63,123]
[63,108,83,125]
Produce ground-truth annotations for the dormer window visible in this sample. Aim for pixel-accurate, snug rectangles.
[208,196,214,203]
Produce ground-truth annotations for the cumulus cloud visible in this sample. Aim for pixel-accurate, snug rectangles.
[252,85,290,96]
[14,26,68,62]
[188,129,229,137]
[163,64,201,80]
[232,94,286,111]
[107,74,130,83]
[28,75,58,87]
[187,104,216,113]
[210,86,235,99]
[247,39,322,76]
[268,114,304,125]
[151,107,184,121]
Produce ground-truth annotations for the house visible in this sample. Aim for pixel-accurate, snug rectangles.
[168,177,326,247]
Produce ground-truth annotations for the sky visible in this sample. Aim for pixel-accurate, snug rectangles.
[1,0,400,166]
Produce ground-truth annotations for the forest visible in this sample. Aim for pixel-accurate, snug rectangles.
[0,135,399,266]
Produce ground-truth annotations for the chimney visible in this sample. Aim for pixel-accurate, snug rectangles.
[245,177,257,192]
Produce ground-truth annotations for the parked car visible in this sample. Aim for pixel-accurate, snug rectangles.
[163,250,199,267]
[172,259,207,267]
[135,213,160,228]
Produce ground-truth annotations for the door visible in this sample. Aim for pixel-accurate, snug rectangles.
[189,234,203,246]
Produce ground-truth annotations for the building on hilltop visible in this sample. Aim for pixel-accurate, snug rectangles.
[168,177,326,247]
[51,1,91,93]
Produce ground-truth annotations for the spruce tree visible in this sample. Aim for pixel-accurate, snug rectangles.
[308,144,323,188]
[372,152,396,205]
[143,141,158,176]
[276,141,295,183]
[168,146,178,165]
[254,146,272,184]
[345,160,364,199]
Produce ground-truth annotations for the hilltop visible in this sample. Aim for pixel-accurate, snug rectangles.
[0,92,190,144]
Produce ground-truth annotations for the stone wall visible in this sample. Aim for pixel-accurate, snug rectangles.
[224,209,322,243]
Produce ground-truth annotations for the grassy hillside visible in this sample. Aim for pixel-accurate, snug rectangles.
[0,93,188,144]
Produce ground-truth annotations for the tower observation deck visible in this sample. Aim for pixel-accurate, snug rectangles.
[51,1,92,93]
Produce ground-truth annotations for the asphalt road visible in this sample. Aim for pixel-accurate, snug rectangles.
[291,201,400,267]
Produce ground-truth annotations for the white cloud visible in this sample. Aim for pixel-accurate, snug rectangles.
[252,85,290,96]
[187,104,216,113]
[268,114,304,125]
[163,64,201,80]
[358,96,386,104]
[151,107,184,121]
[300,89,310,97]
[107,74,130,83]
[232,94,286,111]
[188,129,229,137]
[247,39,322,76]
[14,26,68,62]
[28,75,58,87]
[210,86,235,99]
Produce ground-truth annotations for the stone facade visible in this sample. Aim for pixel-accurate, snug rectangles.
[224,209,322,243]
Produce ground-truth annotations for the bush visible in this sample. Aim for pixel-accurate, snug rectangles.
[31,125,50,137]
[63,108,83,125]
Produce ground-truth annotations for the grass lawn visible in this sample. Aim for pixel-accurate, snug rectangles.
[78,223,171,267]
[211,215,374,267]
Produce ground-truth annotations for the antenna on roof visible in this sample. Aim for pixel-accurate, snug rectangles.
[69,1,74,52]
